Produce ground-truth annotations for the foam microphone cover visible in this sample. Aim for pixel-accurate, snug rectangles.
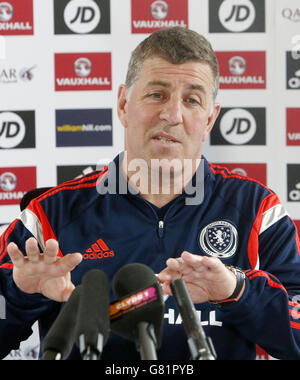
[42,285,81,359]
[75,269,110,351]
[112,263,164,347]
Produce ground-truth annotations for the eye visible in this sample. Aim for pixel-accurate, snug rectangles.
[187,98,198,104]
[186,97,201,106]
[150,92,163,99]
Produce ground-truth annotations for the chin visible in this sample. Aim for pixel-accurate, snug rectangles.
[148,156,184,175]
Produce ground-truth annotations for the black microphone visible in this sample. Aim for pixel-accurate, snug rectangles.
[111,263,164,360]
[75,269,110,360]
[41,285,81,360]
[170,279,216,360]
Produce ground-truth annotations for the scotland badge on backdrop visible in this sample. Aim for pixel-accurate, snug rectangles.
[199,221,238,259]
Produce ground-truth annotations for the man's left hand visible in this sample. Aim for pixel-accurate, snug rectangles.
[158,251,245,304]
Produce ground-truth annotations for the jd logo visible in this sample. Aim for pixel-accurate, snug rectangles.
[211,107,266,146]
[220,108,256,145]
[0,112,26,149]
[209,0,265,33]
[219,0,256,32]
[64,0,101,34]
[225,4,251,21]
[225,117,252,136]
[70,6,96,24]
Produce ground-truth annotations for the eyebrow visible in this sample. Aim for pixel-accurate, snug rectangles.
[146,81,207,95]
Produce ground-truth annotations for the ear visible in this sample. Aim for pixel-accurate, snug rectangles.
[117,85,129,128]
[202,103,221,142]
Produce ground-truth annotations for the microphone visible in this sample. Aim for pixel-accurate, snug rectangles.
[170,279,216,360]
[75,269,110,360]
[111,263,164,360]
[41,285,81,360]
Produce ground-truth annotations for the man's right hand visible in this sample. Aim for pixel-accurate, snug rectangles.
[7,237,82,302]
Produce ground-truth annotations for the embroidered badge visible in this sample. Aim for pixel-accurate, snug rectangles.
[199,221,238,258]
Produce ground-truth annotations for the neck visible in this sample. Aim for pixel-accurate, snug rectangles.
[121,153,200,208]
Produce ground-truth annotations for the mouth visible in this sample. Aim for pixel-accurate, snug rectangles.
[151,132,180,144]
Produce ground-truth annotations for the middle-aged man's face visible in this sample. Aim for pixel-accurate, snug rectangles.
[118,56,220,172]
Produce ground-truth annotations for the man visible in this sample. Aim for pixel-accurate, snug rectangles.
[1,27,300,360]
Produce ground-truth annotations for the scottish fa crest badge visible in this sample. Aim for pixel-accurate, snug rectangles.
[199,221,238,258]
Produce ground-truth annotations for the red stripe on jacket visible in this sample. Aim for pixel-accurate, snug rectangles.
[247,193,280,269]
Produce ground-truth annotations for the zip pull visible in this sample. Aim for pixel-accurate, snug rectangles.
[158,220,164,238]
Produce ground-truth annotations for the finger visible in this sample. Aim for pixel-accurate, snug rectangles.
[158,266,184,284]
[25,237,41,263]
[181,252,221,273]
[161,281,173,296]
[195,255,222,272]
[43,239,59,265]
[166,255,194,276]
[157,268,173,282]
[165,257,181,271]
[7,242,25,268]
[181,251,203,266]
[52,253,82,276]
[181,270,204,281]
[165,257,190,273]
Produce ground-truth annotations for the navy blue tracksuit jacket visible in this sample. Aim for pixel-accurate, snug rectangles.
[1,153,300,360]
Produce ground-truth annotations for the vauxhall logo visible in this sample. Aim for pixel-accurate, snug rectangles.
[228,56,246,75]
[131,0,188,33]
[216,51,266,89]
[151,0,169,19]
[0,0,34,35]
[55,52,112,91]
[0,167,36,205]
[0,2,13,22]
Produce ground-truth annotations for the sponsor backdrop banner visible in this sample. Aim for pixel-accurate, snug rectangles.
[0,0,299,360]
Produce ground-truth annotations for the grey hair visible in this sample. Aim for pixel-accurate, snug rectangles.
[125,27,219,101]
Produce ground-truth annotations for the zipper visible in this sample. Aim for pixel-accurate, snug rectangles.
[135,194,182,241]
[158,220,164,238]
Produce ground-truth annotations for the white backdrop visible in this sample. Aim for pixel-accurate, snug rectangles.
[0,0,299,360]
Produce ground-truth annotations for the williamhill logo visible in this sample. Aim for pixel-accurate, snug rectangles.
[83,238,114,260]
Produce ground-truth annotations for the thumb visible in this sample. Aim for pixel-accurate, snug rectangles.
[60,283,76,302]
[54,253,83,276]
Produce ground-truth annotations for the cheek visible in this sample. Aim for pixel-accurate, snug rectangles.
[185,115,209,140]
[201,126,211,142]
[128,105,158,133]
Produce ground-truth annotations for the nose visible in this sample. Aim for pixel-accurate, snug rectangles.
[159,96,183,125]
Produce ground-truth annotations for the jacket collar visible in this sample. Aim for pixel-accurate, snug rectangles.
[97,151,211,206]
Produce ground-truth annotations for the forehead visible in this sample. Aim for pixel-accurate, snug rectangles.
[136,57,214,91]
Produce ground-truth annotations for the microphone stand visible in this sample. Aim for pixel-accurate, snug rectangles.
[78,333,104,360]
[41,351,62,360]
[187,334,216,361]
[136,322,158,360]
[171,279,216,361]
